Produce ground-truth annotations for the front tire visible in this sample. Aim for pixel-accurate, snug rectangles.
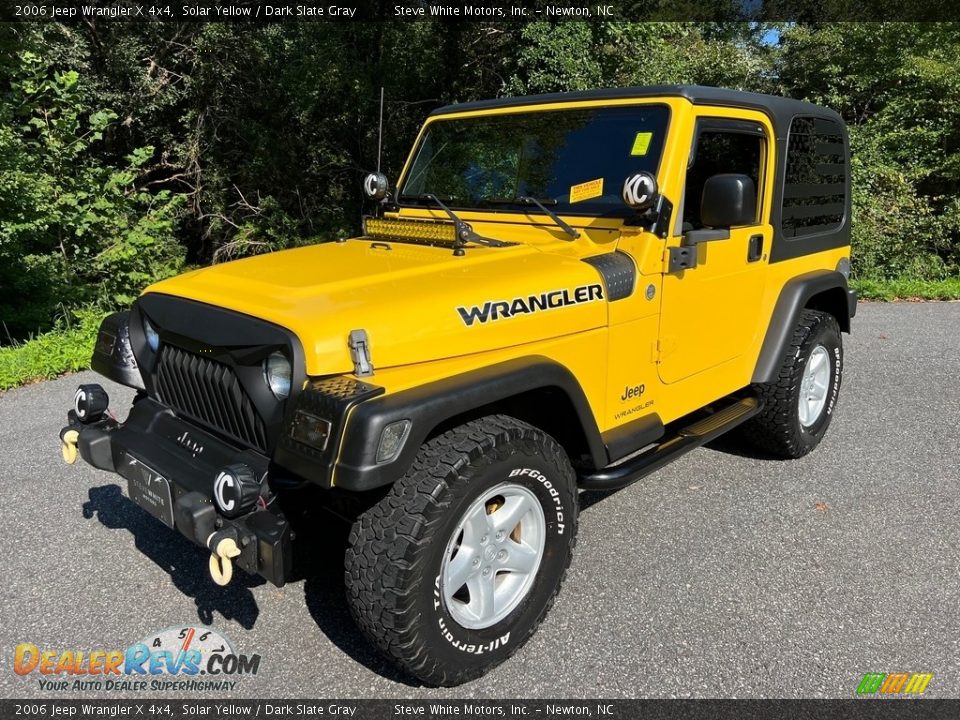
[743,309,843,458]
[344,415,578,686]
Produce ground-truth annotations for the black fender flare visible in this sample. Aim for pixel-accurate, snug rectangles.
[332,356,608,491]
[752,270,857,385]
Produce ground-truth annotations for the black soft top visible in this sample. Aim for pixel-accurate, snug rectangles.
[430,85,843,138]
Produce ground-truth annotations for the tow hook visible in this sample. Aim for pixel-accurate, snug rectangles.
[60,428,80,465]
[207,528,242,586]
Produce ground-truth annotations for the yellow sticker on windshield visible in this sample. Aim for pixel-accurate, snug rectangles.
[569,178,604,204]
[631,131,653,156]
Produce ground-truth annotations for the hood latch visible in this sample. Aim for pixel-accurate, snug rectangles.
[349,329,374,377]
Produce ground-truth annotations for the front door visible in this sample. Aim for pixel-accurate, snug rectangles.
[658,114,773,384]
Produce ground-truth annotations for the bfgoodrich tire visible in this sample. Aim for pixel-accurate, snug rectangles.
[743,309,843,459]
[344,415,578,686]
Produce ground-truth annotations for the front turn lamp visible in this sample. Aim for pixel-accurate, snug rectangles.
[263,352,292,399]
[377,419,412,464]
[290,410,332,452]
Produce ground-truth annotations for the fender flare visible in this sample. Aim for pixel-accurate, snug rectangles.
[752,270,857,385]
[332,356,608,491]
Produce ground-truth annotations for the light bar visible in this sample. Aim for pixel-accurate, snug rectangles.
[363,216,457,243]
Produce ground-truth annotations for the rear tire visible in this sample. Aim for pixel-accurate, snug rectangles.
[743,309,843,459]
[344,415,578,686]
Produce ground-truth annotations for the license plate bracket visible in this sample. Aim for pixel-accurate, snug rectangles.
[123,454,175,528]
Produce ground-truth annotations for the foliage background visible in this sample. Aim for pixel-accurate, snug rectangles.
[1,22,959,355]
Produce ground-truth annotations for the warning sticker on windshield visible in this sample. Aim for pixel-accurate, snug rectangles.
[569,178,604,203]
[631,131,653,156]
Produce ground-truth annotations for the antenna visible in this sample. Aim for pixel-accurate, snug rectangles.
[377,86,384,173]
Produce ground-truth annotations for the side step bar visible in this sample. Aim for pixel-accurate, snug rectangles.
[578,395,762,491]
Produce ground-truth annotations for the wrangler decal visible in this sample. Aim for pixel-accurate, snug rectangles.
[457,284,604,326]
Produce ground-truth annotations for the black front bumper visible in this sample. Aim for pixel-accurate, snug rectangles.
[66,398,291,587]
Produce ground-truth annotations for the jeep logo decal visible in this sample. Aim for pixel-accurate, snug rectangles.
[456,284,604,326]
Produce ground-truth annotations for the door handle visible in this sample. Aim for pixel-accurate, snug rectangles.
[747,234,764,262]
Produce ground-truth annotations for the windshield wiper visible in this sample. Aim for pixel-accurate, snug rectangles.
[409,193,511,255]
[484,196,580,240]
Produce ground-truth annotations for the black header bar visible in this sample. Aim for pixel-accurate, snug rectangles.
[1,699,959,720]
[3,0,960,22]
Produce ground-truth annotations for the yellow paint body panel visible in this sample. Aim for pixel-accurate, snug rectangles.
[143,95,851,439]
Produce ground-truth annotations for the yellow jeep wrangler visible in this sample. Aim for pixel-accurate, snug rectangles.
[60,85,856,686]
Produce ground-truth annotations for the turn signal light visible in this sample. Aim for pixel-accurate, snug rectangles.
[377,419,412,464]
[290,410,332,452]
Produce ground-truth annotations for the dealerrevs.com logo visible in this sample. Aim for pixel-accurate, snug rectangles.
[13,626,261,693]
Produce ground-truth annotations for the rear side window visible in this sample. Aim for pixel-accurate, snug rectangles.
[781,117,847,237]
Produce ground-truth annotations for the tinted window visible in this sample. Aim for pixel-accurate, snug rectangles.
[400,105,669,217]
[683,127,763,230]
[782,117,847,237]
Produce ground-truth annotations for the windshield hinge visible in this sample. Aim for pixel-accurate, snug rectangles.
[348,329,374,377]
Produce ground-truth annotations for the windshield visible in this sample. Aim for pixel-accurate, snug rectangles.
[400,105,669,217]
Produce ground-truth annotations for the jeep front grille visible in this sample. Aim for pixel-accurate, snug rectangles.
[155,345,268,451]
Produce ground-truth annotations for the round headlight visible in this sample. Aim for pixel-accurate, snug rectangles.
[263,352,291,399]
[143,317,160,352]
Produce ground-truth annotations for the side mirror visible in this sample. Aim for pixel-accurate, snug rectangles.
[363,171,389,201]
[622,171,658,212]
[701,173,756,228]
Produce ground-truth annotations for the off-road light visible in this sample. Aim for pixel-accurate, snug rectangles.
[289,410,332,452]
[363,171,389,200]
[213,463,260,518]
[364,217,457,243]
[376,419,412,464]
[143,317,160,352]
[622,171,658,210]
[74,384,109,422]
[263,352,291,399]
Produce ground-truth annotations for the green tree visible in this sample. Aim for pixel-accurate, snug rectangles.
[505,23,770,94]
[0,46,184,338]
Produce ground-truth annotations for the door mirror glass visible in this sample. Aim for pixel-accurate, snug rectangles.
[701,173,756,228]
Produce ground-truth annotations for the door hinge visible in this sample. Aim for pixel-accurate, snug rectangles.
[656,337,677,362]
[667,245,698,273]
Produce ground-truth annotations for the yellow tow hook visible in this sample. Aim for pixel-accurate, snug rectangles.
[60,429,80,465]
[207,532,242,586]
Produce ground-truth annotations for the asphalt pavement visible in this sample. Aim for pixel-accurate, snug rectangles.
[1,302,958,699]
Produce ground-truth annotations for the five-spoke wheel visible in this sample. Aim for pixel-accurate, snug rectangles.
[441,483,545,629]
